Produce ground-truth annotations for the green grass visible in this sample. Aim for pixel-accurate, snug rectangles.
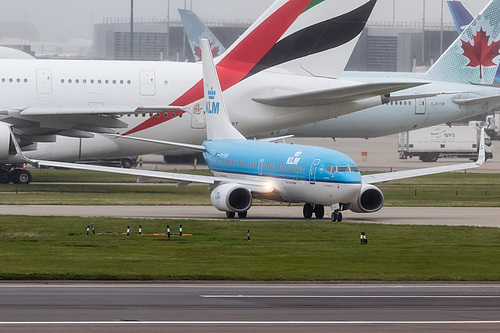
[1,171,499,207]
[1,216,499,280]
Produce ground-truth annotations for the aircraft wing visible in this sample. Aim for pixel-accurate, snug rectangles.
[31,159,274,194]
[363,129,486,184]
[252,82,427,107]
[0,105,188,142]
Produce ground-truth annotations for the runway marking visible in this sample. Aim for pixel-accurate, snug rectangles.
[200,295,500,298]
[1,321,500,325]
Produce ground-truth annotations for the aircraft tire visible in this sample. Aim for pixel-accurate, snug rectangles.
[226,211,236,218]
[303,203,313,219]
[337,212,343,222]
[238,211,248,219]
[0,169,9,184]
[314,205,324,219]
[331,212,337,222]
[12,169,32,185]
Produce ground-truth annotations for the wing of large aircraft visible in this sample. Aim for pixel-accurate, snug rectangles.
[252,81,427,107]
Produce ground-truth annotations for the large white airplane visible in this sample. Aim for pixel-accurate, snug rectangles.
[27,40,486,220]
[262,0,500,139]
[175,1,500,154]
[1,0,421,184]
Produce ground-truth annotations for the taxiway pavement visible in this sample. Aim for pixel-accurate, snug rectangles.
[0,205,498,227]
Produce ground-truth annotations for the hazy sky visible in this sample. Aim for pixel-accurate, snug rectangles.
[0,0,492,42]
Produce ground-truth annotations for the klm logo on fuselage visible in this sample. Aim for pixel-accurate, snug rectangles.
[286,151,302,165]
[206,87,220,114]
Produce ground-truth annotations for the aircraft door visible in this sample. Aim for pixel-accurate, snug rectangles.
[309,159,321,184]
[140,71,156,96]
[36,69,52,94]
[258,159,264,175]
[415,98,426,115]
[190,103,206,129]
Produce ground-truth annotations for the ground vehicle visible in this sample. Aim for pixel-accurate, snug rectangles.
[399,125,493,162]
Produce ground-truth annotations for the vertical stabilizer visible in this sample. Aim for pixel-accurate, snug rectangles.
[201,39,245,141]
[425,0,500,85]
[179,9,226,62]
[447,1,474,34]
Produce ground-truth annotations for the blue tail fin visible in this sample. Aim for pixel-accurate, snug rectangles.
[426,0,500,85]
[448,1,474,34]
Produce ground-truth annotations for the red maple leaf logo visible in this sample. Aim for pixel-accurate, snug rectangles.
[461,27,500,79]
[193,44,221,61]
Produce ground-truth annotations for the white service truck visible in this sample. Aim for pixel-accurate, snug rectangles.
[398,125,493,162]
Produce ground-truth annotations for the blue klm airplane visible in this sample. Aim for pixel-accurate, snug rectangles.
[25,40,485,221]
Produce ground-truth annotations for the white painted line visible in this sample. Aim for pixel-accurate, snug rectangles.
[0,321,500,325]
[200,295,500,298]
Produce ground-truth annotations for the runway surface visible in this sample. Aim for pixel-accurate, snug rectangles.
[1,205,499,227]
[0,283,499,332]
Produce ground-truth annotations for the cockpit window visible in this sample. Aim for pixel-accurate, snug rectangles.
[326,166,337,174]
[327,166,359,173]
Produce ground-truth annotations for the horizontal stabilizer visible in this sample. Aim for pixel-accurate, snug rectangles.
[252,82,427,107]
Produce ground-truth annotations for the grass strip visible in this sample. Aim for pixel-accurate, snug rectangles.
[1,216,499,281]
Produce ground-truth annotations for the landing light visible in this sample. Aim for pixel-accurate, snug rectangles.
[264,183,274,190]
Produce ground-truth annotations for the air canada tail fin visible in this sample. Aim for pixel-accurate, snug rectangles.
[425,0,500,85]
[201,39,245,141]
[179,9,226,62]
[216,0,377,80]
[448,1,474,34]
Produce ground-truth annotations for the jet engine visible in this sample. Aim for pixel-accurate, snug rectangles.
[349,184,384,213]
[0,122,15,161]
[210,183,253,213]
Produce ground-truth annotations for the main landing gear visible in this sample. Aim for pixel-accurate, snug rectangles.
[226,211,248,219]
[0,168,32,184]
[303,203,324,219]
[331,210,343,222]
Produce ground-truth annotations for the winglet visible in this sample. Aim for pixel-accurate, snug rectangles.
[476,128,486,165]
[201,39,245,141]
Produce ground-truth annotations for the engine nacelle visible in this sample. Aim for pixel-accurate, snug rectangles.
[211,183,253,213]
[349,184,384,213]
[0,122,14,161]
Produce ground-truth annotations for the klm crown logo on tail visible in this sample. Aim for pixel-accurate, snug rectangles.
[206,87,220,114]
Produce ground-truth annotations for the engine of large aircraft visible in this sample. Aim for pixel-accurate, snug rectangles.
[348,184,384,213]
[210,183,253,213]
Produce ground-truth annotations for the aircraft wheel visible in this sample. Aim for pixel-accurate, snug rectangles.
[12,169,32,185]
[121,158,133,169]
[303,203,313,219]
[226,211,236,218]
[238,211,248,219]
[313,204,324,219]
[0,169,10,184]
[331,212,337,222]
[337,212,343,222]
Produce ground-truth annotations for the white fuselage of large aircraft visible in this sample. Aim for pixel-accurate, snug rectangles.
[278,71,500,139]
[0,59,386,161]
